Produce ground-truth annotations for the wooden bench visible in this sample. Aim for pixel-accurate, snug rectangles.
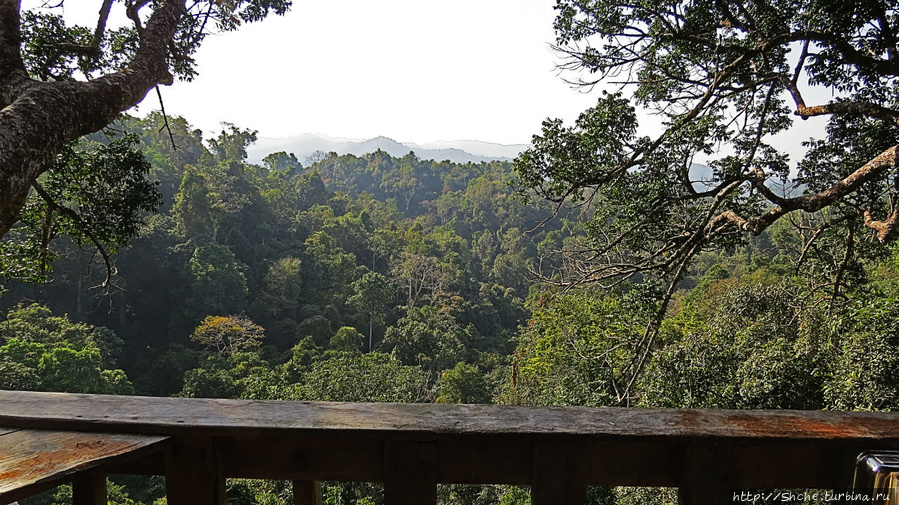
[0,428,168,505]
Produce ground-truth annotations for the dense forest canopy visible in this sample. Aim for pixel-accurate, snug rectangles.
[1,112,898,505]
[2,112,899,505]
[0,113,563,399]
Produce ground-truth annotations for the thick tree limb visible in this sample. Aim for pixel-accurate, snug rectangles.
[0,0,185,237]
[864,207,899,242]
[0,0,25,77]
[721,145,899,238]
[795,101,899,126]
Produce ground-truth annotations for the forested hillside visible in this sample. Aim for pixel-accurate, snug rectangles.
[0,113,567,400]
[5,114,899,505]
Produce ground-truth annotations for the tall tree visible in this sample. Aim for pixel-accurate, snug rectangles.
[348,271,395,352]
[517,0,899,288]
[514,0,899,399]
[0,0,290,238]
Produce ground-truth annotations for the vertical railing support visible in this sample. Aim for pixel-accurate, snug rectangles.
[384,441,437,505]
[72,472,106,505]
[165,436,226,505]
[293,480,322,505]
[678,445,732,505]
[531,442,587,505]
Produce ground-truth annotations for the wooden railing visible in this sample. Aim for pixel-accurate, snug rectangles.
[0,390,897,504]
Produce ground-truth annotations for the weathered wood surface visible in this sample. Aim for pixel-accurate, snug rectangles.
[0,428,168,505]
[165,436,225,505]
[384,441,437,505]
[531,443,587,505]
[0,390,897,443]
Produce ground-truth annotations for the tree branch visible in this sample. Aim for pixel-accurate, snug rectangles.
[0,0,31,107]
[31,180,116,287]
[92,0,114,49]
[0,0,25,78]
[795,101,899,126]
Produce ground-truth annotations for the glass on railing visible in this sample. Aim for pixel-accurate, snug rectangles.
[851,451,899,505]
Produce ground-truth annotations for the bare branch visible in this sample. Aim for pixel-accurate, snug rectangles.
[126,0,153,34]
[155,85,178,150]
[92,0,115,48]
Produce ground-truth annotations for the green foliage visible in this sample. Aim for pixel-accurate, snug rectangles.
[19,478,146,505]
[642,279,831,409]
[186,243,249,318]
[825,253,899,410]
[173,166,225,239]
[382,305,469,375]
[511,0,899,391]
[297,352,431,403]
[0,304,132,394]
[436,362,489,404]
[21,0,291,82]
[499,292,646,407]
[515,93,638,205]
[330,326,365,353]
[180,352,274,399]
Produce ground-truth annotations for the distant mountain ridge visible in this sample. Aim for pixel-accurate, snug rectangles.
[246,134,529,165]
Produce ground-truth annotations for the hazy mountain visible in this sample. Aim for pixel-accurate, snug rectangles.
[407,140,528,160]
[247,134,529,165]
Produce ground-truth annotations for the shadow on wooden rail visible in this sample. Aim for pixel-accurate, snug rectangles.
[0,390,897,505]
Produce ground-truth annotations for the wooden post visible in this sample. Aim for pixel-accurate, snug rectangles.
[165,436,226,505]
[293,481,322,505]
[678,445,732,505]
[384,441,437,505]
[72,472,106,505]
[531,442,587,505]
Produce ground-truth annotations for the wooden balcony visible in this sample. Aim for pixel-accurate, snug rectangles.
[0,390,897,504]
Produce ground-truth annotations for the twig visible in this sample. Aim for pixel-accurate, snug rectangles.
[155,85,178,150]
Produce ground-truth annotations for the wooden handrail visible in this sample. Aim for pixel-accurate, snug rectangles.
[0,390,897,504]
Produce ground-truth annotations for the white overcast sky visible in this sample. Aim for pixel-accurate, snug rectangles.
[27,0,829,159]
[39,0,604,145]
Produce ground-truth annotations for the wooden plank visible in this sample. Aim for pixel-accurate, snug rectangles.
[728,444,860,489]
[108,451,165,475]
[531,442,587,505]
[384,441,436,505]
[677,446,732,505]
[0,429,168,505]
[583,441,680,487]
[1,390,898,444]
[72,472,106,505]
[292,481,321,505]
[437,437,531,484]
[218,433,384,481]
[165,436,225,505]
